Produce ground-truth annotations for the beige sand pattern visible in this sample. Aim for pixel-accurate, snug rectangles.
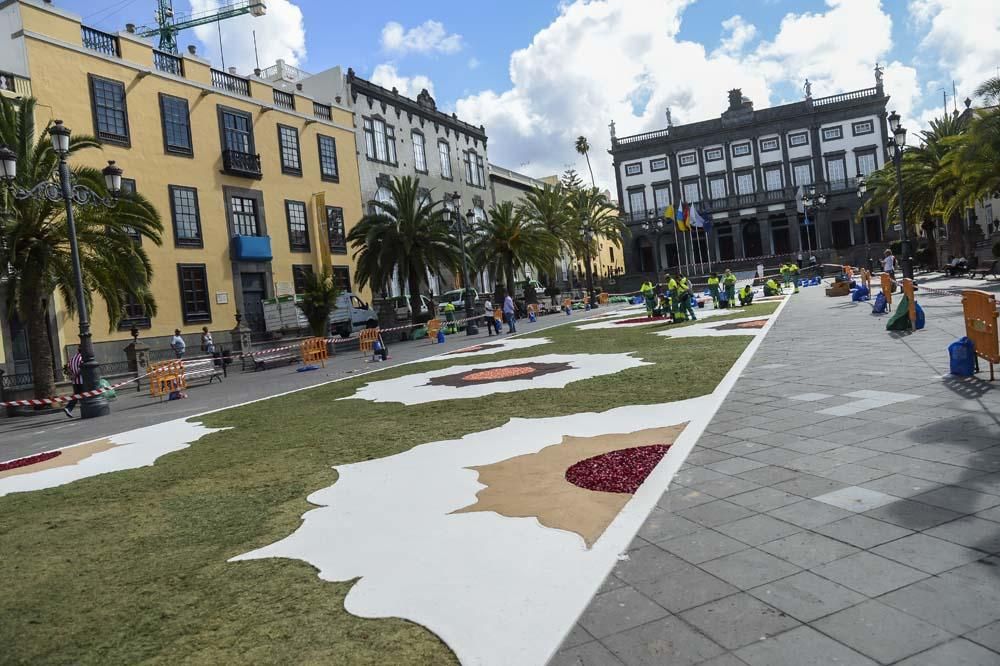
[0,439,117,480]
[453,424,686,547]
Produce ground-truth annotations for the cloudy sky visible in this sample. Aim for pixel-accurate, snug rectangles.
[74,0,1000,189]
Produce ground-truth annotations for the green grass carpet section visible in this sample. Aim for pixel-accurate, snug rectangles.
[0,303,778,665]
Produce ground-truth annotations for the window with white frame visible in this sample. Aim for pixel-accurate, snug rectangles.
[708,176,727,200]
[650,158,667,172]
[679,152,697,166]
[652,185,671,213]
[822,126,843,141]
[759,137,779,152]
[625,162,642,176]
[788,131,809,147]
[628,188,647,215]
[826,156,846,185]
[793,162,813,186]
[704,148,723,162]
[438,141,452,178]
[412,131,427,172]
[682,181,700,203]
[736,172,755,195]
[764,167,782,191]
[364,117,397,164]
[476,154,486,187]
[732,142,751,157]
[856,152,877,177]
[852,120,874,136]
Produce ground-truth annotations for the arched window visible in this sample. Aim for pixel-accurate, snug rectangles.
[473,205,487,224]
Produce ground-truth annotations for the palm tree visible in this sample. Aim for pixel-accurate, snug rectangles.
[470,200,558,299]
[295,268,340,338]
[518,184,571,292]
[566,187,627,293]
[575,136,596,187]
[346,175,461,317]
[0,96,163,399]
[974,76,1000,106]
[940,107,1000,225]
[859,113,969,264]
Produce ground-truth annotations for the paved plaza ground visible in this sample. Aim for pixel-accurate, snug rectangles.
[552,276,1000,666]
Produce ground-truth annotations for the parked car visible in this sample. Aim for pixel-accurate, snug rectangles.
[389,294,433,319]
[330,292,379,337]
[437,288,479,311]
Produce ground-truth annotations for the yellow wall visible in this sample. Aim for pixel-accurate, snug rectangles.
[17,3,366,364]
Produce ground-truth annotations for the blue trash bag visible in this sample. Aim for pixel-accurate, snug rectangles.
[872,291,888,314]
[915,303,925,330]
[528,310,537,323]
[810,277,821,286]
[436,329,446,344]
[851,285,871,302]
[949,336,976,376]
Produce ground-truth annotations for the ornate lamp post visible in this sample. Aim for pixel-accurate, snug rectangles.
[800,185,827,254]
[886,110,912,279]
[641,210,666,281]
[442,192,478,336]
[0,120,123,418]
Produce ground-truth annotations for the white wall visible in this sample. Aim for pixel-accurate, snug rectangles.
[0,3,27,77]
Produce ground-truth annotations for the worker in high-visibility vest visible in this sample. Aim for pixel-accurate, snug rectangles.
[443,301,457,333]
[669,274,687,323]
[707,273,721,307]
[679,275,697,321]
[764,278,781,296]
[640,281,656,317]
[738,284,755,306]
[722,269,737,303]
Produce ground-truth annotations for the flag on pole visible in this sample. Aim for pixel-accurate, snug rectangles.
[663,204,675,222]
[677,203,690,232]
[796,186,804,214]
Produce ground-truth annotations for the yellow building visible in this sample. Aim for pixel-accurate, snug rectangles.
[0,0,366,377]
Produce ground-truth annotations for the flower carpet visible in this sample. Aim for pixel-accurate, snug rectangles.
[0,298,784,665]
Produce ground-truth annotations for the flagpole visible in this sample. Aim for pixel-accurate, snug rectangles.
[672,219,682,276]
[706,224,713,273]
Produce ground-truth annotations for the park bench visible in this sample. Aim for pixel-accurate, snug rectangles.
[248,348,300,372]
[975,260,999,280]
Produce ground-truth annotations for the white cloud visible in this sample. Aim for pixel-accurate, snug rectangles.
[381,20,463,55]
[370,63,436,99]
[456,0,918,191]
[716,15,757,55]
[190,0,306,73]
[908,0,1000,105]
[468,57,481,70]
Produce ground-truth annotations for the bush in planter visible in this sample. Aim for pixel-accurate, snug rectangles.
[544,284,561,305]
[890,240,902,256]
[295,269,339,338]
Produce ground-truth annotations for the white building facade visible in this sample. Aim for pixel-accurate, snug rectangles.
[611,79,892,276]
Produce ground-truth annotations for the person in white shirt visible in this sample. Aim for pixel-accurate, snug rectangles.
[171,329,186,358]
[882,249,896,278]
[482,298,498,336]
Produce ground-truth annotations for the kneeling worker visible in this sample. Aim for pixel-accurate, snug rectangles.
[738,284,754,306]
[764,278,781,296]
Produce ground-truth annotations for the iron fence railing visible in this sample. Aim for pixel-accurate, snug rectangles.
[153,50,184,76]
[222,149,262,177]
[313,102,332,120]
[81,25,120,57]
[211,68,250,96]
[273,89,295,110]
[811,87,878,107]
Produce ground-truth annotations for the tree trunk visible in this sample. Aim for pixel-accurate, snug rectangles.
[585,154,595,187]
[24,293,57,400]
[408,267,423,320]
[948,212,966,258]
[505,259,516,303]
[921,220,938,269]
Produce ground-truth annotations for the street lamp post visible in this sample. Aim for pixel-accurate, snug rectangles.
[581,223,598,310]
[800,185,827,255]
[0,120,123,418]
[641,211,666,281]
[442,192,478,336]
[857,176,873,269]
[887,110,912,280]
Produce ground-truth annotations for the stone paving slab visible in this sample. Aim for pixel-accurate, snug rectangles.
[549,283,1000,665]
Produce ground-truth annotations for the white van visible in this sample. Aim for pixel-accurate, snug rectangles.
[329,293,379,337]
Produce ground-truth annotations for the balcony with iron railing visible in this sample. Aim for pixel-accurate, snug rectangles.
[313,102,332,120]
[153,50,184,76]
[222,149,262,178]
[614,128,670,147]
[273,89,295,110]
[212,68,251,96]
[811,87,879,107]
[81,25,120,57]
[0,71,31,97]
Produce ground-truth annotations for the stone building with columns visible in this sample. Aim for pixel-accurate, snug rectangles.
[611,73,891,278]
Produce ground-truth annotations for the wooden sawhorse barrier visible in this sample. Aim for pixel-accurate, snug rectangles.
[300,337,328,367]
[880,272,894,308]
[962,289,999,380]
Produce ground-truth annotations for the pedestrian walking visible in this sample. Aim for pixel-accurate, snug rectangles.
[503,291,517,334]
[62,347,83,418]
[882,248,897,289]
[171,329,186,358]
[483,297,498,336]
[200,326,215,354]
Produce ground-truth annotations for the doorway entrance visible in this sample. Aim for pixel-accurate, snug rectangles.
[742,220,763,258]
[240,272,267,333]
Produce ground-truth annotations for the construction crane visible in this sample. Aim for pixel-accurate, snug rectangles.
[133,1,267,55]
